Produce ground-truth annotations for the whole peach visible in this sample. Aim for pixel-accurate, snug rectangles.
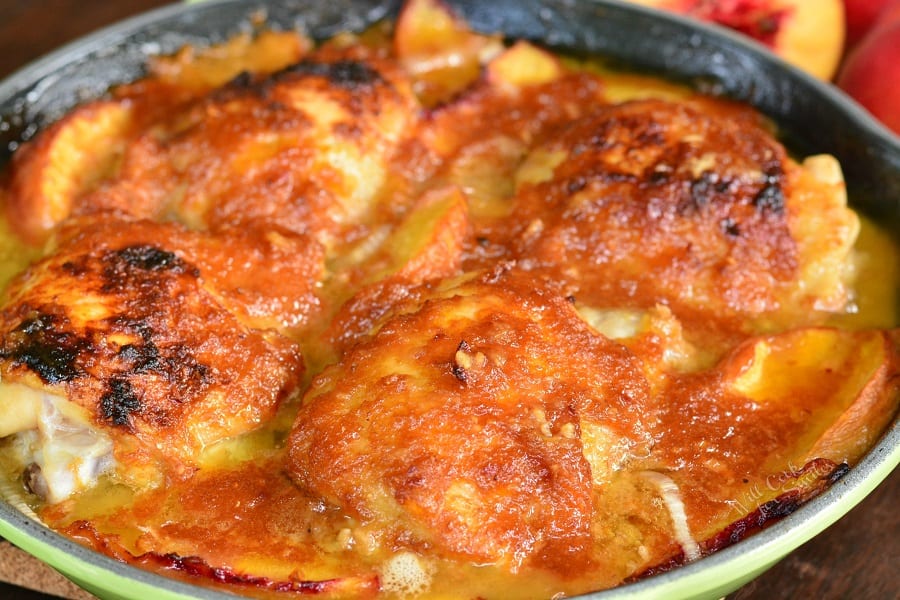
[626,0,846,80]
[843,0,891,47]
[837,4,900,134]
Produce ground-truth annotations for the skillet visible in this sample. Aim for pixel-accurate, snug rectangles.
[0,1,897,599]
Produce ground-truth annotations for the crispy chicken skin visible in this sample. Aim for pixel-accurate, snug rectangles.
[7,44,419,247]
[0,38,423,504]
[504,98,858,334]
[288,268,652,573]
[167,44,418,237]
[0,218,306,486]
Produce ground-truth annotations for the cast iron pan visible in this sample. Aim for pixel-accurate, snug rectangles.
[0,1,897,599]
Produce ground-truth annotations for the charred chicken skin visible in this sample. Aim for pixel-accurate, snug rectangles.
[0,218,309,501]
[6,43,419,248]
[0,44,421,502]
[502,98,858,337]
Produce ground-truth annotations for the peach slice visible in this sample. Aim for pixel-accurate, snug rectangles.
[725,327,899,466]
[5,100,133,246]
[637,326,898,565]
[324,186,470,354]
[387,186,470,282]
[147,30,312,94]
[393,0,502,105]
[627,0,846,80]
[485,40,564,89]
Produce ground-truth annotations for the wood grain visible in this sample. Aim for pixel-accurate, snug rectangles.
[0,2,896,599]
[0,540,95,599]
[730,469,898,600]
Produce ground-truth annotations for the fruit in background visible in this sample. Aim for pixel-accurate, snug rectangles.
[842,0,891,48]
[627,0,846,79]
[868,0,900,29]
[837,1,900,135]
[393,0,502,105]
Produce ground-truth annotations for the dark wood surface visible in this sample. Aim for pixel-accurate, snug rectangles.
[0,1,896,599]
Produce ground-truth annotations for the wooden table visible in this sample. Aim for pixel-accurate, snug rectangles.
[0,1,896,599]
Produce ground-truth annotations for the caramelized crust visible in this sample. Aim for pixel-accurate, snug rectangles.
[503,98,857,335]
[162,44,418,237]
[0,218,306,474]
[10,44,420,250]
[288,269,651,573]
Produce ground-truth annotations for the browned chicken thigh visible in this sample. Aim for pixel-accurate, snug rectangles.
[6,43,420,250]
[504,98,858,337]
[0,218,309,501]
[0,41,424,504]
[288,268,652,575]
